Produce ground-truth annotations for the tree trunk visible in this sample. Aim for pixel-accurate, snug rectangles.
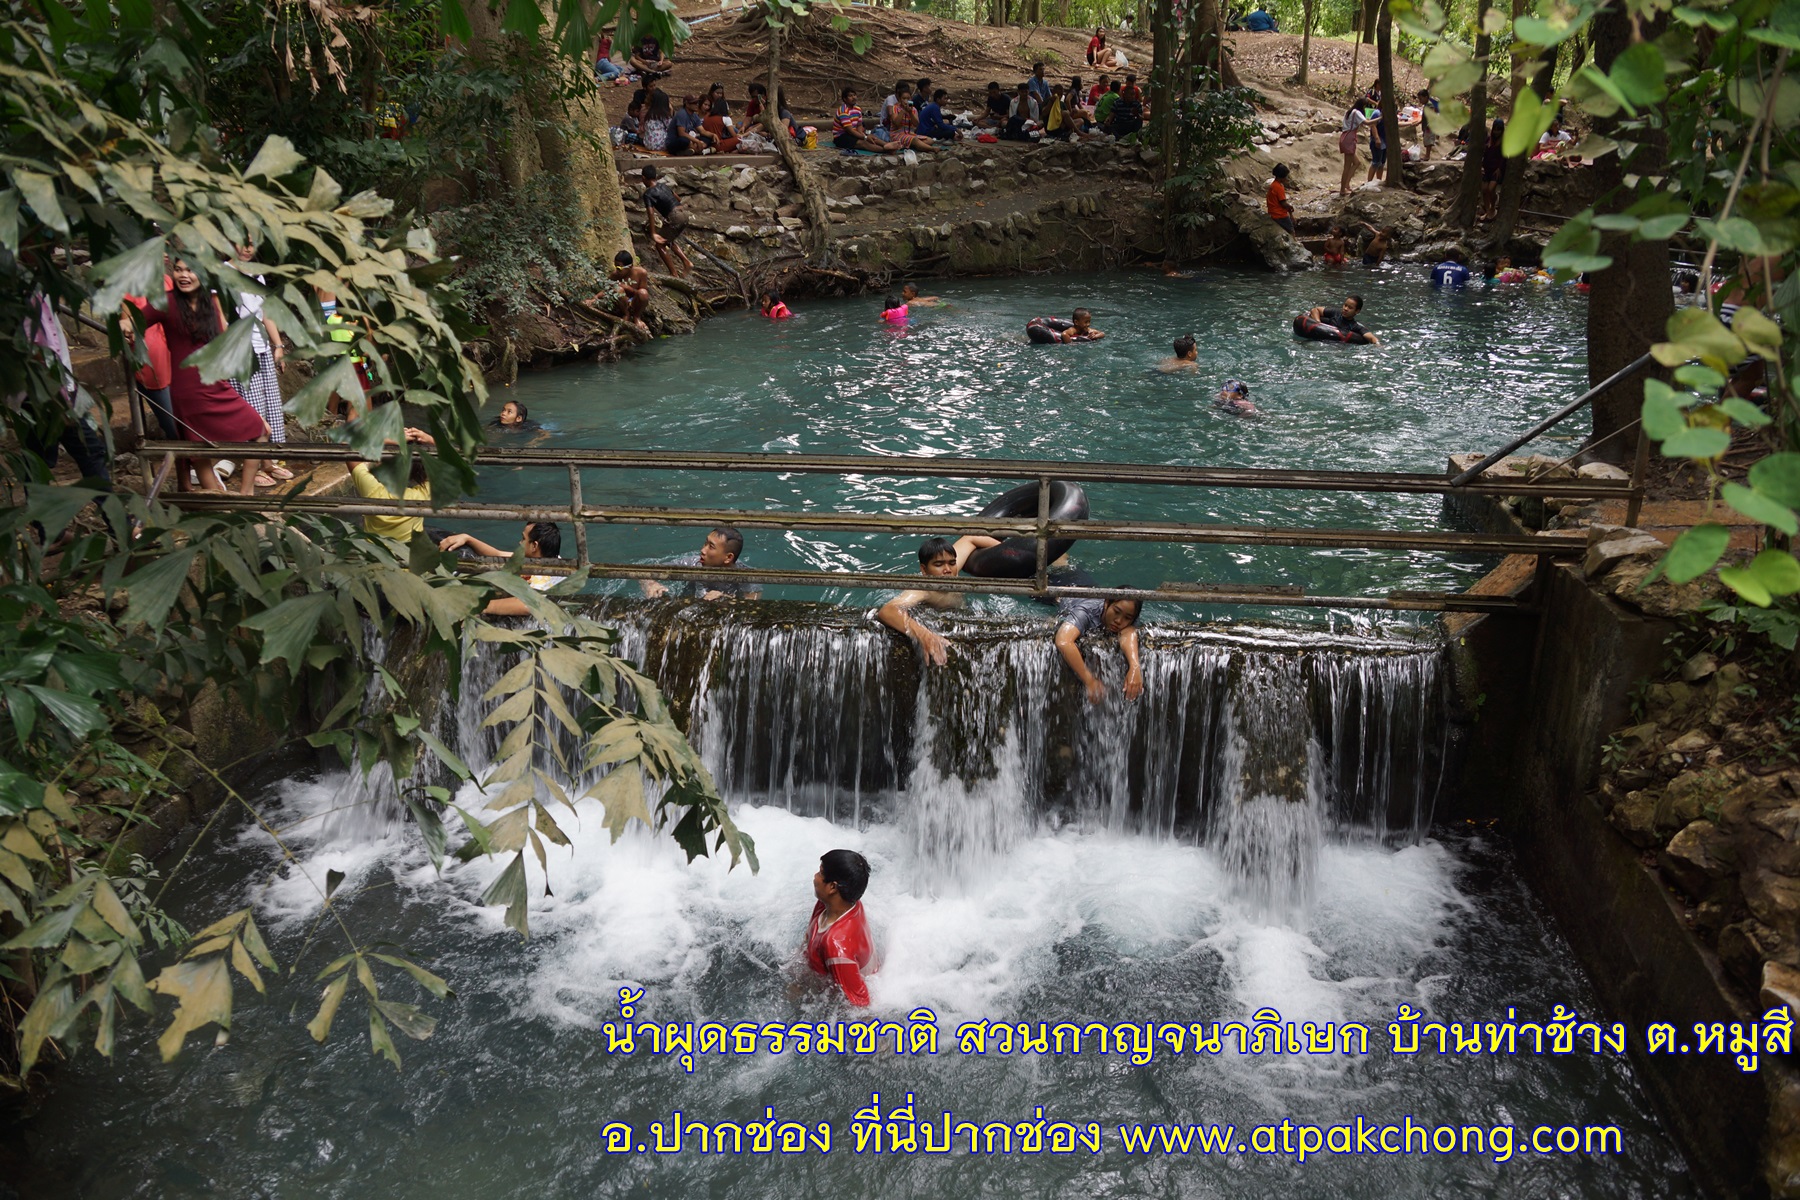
[1585,4,1673,464]
[1294,0,1315,85]
[1490,0,1530,242]
[1359,0,1379,43]
[1191,0,1239,87]
[1450,0,1490,228]
[1377,0,1402,186]
[764,22,830,263]
[464,0,630,262]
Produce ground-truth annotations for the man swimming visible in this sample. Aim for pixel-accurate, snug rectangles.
[900,282,944,307]
[1158,334,1199,372]
[806,849,876,1007]
[640,526,760,600]
[876,534,1000,665]
[1294,295,1381,345]
[437,522,564,617]
[1054,571,1144,704]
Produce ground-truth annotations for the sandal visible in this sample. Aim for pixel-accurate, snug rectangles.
[268,464,295,480]
[254,472,278,488]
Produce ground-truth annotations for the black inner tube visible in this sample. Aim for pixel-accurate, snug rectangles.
[964,480,1090,577]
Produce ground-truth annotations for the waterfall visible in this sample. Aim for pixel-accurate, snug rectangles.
[387,601,1450,913]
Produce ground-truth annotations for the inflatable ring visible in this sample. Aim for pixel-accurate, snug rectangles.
[1027,316,1075,344]
[964,480,1090,577]
[1292,313,1372,344]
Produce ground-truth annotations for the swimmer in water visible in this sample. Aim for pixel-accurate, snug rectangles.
[876,534,1000,664]
[1054,569,1144,704]
[1063,307,1104,341]
[1296,295,1381,345]
[1158,333,1199,372]
[880,293,909,323]
[805,849,876,1007]
[900,282,944,307]
[1213,378,1259,416]
[760,289,791,319]
[1320,226,1349,266]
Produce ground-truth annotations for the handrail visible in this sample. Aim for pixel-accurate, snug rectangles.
[1449,353,1655,487]
[141,439,1637,500]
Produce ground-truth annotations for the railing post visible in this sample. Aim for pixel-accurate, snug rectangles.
[568,464,588,567]
[1034,475,1051,594]
[1624,425,1651,529]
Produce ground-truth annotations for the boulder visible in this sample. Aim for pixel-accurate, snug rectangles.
[1234,197,1312,271]
[1745,867,1800,934]
[1578,461,1632,481]
[1606,558,1728,618]
[1584,533,1665,579]
[1608,789,1663,847]
[1763,960,1800,1024]
[1660,819,1737,899]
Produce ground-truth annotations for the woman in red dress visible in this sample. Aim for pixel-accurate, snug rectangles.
[135,260,269,494]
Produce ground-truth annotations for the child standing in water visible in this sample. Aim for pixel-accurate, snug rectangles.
[761,289,791,319]
[1321,227,1349,266]
[881,293,909,323]
[805,849,876,1007]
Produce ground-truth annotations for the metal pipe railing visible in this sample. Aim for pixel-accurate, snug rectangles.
[1449,353,1656,487]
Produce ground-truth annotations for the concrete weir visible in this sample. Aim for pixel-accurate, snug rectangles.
[1452,559,1795,1198]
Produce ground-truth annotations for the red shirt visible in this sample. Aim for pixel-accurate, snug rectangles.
[1266,179,1292,220]
[805,900,874,1007]
[126,290,173,390]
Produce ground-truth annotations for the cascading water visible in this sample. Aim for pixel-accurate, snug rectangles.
[558,602,1448,905]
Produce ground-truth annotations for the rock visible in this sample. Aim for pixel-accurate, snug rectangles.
[1756,805,1800,844]
[1682,652,1720,682]
[1661,819,1737,898]
[1606,557,1727,618]
[777,217,802,229]
[1746,868,1800,933]
[1608,790,1663,848]
[1669,730,1713,754]
[1763,961,1800,1024]
[1138,146,1162,166]
[723,225,752,240]
[828,176,865,198]
[1584,533,1665,579]
[1234,197,1312,271]
[730,169,756,191]
[1578,461,1632,480]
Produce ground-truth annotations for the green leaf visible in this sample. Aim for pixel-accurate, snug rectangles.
[375,998,438,1040]
[11,169,69,235]
[150,956,232,1061]
[417,728,471,781]
[1503,89,1556,157]
[91,236,169,312]
[1749,452,1800,507]
[368,1003,401,1068]
[1514,12,1581,44]
[1609,42,1668,107]
[369,952,454,999]
[287,357,360,427]
[478,852,530,937]
[1746,549,1800,596]
[1659,426,1731,459]
[307,973,350,1042]
[182,316,258,386]
[1718,397,1774,428]
[1638,214,1690,240]
[1671,364,1726,391]
[0,189,19,253]
[439,0,473,40]
[18,980,73,1074]
[25,483,105,543]
[1726,75,1800,126]
[1723,482,1800,534]
[1641,380,1689,440]
[1662,523,1732,584]
[335,403,405,467]
[1653,308,1746,371]
[240,592,334,668]
[22,686,106,738]
[1718,564,1771,605]
[1731,306,1785,360]
[1673,5,1737,30]
[244,135,306,181]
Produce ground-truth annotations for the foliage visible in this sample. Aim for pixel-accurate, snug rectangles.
[1166,82,1264,225]
[433,173,614,315]
[0,2,750,1085]
[1398,0,1800,613]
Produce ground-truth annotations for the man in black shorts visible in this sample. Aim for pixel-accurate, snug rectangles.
[642,164,693,277]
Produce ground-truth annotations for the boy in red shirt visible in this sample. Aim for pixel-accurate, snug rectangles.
[805,849,877,1007]
[1266,163,1295,234]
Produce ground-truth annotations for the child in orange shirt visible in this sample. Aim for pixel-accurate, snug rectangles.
[1266,163,1295,235]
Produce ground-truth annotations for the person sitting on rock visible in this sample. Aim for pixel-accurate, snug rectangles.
[832,88,897,153]
[884,98,940,152]
[1004,82,1040,141]
[1095,78,1122,130]
[630,35,672,79]
[917,89,958,141]
[610,250,651,332]
[1108,77,1144,138]
[675,94,719,154]
[1266,163,1295,235]
[979,81,1011,129]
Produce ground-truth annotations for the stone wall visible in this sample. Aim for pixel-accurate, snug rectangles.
[621,140,1184,280]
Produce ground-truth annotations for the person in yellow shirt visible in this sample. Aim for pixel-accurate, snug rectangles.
[350,427,434,541]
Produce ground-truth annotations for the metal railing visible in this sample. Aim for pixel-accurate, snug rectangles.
[141,438,1631,614]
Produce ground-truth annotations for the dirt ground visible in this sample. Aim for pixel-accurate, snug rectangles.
[637,8,1424,121]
